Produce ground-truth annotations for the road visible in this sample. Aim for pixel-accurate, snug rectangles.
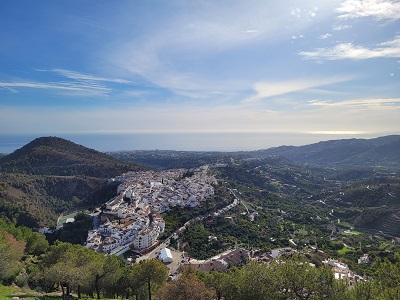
[135,187,240,263]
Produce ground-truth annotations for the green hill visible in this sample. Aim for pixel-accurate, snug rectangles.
[0,136,143,228]
[0,136,141,177]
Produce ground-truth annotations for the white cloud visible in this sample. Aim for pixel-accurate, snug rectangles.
[290,6,319,19]
[0,81,110,95]
[244,77,352,102]
[319,33,333,39]
[308,97,400,109]
[333,24,352,30]
[299,36,400,59]
[38,69,132,84]
[0,69,133,96]
[108,1,339,100]
[2,97,398,137]
[337,0,400,20]
[306,130,369,134]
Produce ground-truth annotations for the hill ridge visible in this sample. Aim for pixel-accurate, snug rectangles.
[0,136,141,178]
[250,135,400,169]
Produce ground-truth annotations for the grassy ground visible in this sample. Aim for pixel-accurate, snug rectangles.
[0,284,45,299]
[0,285,117,300]
[57,212,79,228]
[337,245,354,255]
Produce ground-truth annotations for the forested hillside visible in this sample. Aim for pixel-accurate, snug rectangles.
[250,135,400,169]
[0,137,143,228]
[0,136,141,177]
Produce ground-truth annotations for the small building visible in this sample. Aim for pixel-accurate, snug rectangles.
[358,254,369,264]
[159,247,173,263]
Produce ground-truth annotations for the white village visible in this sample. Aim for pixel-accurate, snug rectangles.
[85,166,216,254]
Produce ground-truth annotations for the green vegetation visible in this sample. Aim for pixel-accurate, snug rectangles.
[109,149,236,170]
[2,233,400,300]
[0,137,144,228]
[0,136,142,177]
[337,245,353,255]
[1,135,400,298]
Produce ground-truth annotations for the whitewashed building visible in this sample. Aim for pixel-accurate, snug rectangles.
[159,248,173,263]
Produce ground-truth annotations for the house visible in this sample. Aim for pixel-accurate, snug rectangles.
[133,223,161,250]
[358,254,369,264]
[188,248,250,273]
[323,258,359,286]
[106,195,123,211]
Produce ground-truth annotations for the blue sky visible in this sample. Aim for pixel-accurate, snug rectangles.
[0,0,399,141]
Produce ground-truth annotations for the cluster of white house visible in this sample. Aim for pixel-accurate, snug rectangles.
[322,258,366,285]
[86,166,217,253]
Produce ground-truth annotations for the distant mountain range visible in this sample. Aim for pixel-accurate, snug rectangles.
[249,135,400,169]
[110,135,400,170]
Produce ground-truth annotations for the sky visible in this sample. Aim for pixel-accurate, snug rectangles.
[0,0,399,145]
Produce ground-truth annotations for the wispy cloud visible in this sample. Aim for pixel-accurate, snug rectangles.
[0,69,132,96]
[0,80,110,95]
[308,98,400,109]
[333,24,352,31]
[337,0,400,20]
[319,33,333,39]
[109,1,339,100]
[299,36,400,59]
[38,69,132,84]
[244,77,352,102]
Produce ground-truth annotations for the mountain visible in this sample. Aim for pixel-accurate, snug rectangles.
[0,137,142,228]
[250,135,400,169]
[0,136,141,177]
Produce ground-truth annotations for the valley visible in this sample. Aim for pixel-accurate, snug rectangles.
[1,135,400,299]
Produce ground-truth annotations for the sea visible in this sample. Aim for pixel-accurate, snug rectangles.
[0,132,380,154]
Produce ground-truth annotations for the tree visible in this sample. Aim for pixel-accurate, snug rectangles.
[159,272,215,300]
[115,265,135,299]
[204,271,231,300]
[348,280,377,300]
[37,242,102,299]
[369,251,400,299]
[136,259,168,300]
[25,231,49,256]
[98,255,125,298]
[0,231,25,282]
[232,262,274,300]
[268,256,348,300]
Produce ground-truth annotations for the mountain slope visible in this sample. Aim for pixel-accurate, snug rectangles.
[0,136,143,228]
[251,135,400,168]
[0,136,141,177]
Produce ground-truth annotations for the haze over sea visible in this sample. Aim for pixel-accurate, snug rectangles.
[0,132,382,154]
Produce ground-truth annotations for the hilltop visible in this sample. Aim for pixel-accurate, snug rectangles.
[0,137,143,228]
[0,136,141,177]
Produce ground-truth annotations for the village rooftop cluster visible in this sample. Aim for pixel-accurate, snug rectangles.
[86,166,217,253]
